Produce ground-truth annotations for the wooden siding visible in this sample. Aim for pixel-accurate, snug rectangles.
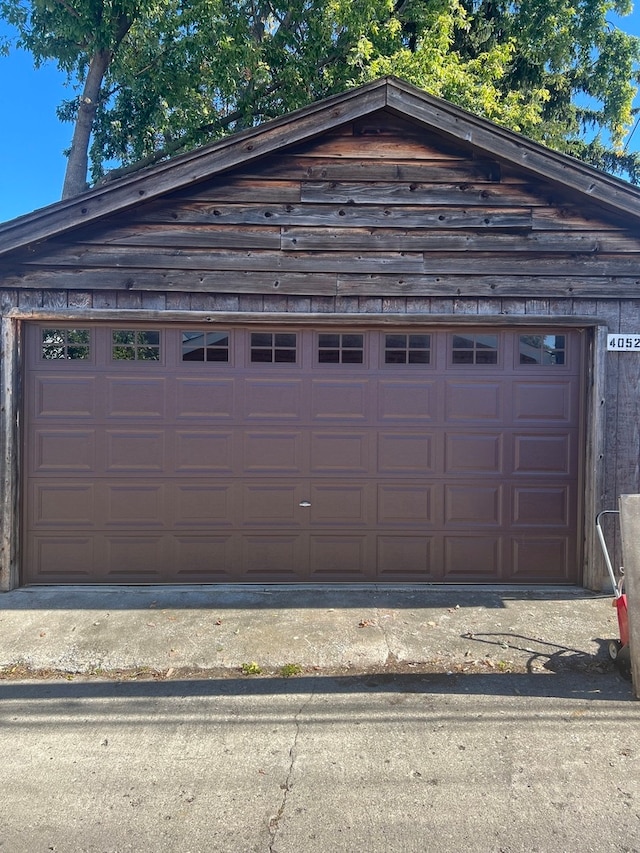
[1,112,639,300]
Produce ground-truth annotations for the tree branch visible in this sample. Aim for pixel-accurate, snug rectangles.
[52,0,84,22]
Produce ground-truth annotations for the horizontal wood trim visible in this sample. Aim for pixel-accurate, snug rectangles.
[284,134,471,159]
[530,209,625,231]
[3,269,640,298]
[416,255,640,276]
[176,176,551,206]
[174,178,302,202]
[235,156,502,182]
[14,247,640,277]
[337,274,640,298]
[300,181,550,206]
[63,224,640,254]
[0,269,339,294]
[279,228,640,253]
[89,225,282,249]
[16,247,426,274]
[132,202,535,229]
[9,307,603,327]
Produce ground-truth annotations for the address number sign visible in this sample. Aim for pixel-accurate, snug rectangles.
[607,335,640,351]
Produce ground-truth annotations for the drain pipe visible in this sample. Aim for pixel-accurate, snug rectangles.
[619,494,640,699]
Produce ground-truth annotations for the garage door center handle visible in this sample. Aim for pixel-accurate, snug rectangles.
[299,501,311,508]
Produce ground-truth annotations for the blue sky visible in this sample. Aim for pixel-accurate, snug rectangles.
[1,10,640,224]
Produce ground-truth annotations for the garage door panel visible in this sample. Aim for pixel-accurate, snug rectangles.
[377,484,435,525]
[175,377,235,419]
[174,535,236,580]
[309,534,372,580]
[311,379,369,421]
[31,429,96,473]
[174,430,235,473]
[444,433,503,474]
[510,537,572,581]
[377,535,437,580]
[105,483,165,526]
[513,486,571,527]
[106,377,166,418]
[242,534,306,578]
[103,535,166,580]
[243,430,306,473]
[444,381,502,423]
[31,483,96,527]
[34,375,96,418]
[105,430,165,472]
[444,484,503,526]
[377,432,436,475]
[309,483,370,525]
[174,484,234,527]
[377,380,437,422]
[443,535,503,580]
[513,433,574,475]
[242,483,304,525]
[243,378,303,420]
[512,381,575,423]
[310,431,370,474]
[26,536,96,582]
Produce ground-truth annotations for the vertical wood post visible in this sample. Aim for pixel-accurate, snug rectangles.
[583,325,607,590]
[0,317,20,591]
[618,494,640,698]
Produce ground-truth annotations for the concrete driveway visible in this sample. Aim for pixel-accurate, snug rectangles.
[0,585,625,676]
[0,585,637,852]
[0,669,637,852]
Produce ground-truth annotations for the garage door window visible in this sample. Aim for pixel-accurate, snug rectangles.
[41,328,91,360]
[384,333,431,365]
[318,333,364,364]
[182,331,230,362]
[250,332,297,363]
[112,329,161,361]
[451,333,498,365]
[519,334,566,365]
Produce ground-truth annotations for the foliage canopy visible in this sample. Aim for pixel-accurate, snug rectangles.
[2,0,640,197]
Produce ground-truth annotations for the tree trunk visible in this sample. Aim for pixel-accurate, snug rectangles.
[61,48,112,199]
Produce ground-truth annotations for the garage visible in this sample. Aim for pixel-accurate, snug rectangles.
[3,77,640,590]
[24,323,582,583]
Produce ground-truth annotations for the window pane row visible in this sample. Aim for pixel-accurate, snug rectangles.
[40,329,569,366]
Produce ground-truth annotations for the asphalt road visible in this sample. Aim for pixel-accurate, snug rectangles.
[0,671,638,853]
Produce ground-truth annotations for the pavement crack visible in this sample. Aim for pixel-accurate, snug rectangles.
[376,606,395,665]
[267,695,312,853]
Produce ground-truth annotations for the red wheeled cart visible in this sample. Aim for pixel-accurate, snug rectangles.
[596,510,631,678]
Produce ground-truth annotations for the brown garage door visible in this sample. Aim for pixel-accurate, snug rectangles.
[23,324,583,584]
